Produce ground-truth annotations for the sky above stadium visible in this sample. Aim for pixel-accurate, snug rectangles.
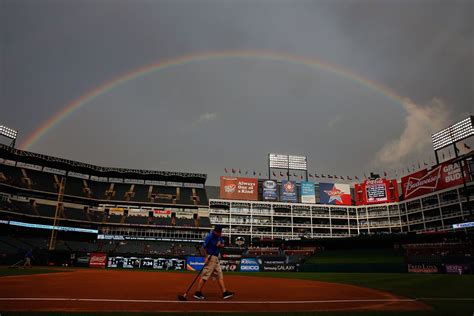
[1,0,473,185]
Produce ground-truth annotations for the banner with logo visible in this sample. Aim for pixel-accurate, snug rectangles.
[262,180,278,201]
[261,264,298,272]
[239,258,260,272]
[401,159,470,200]
[445,264,471,274]
[220,177,258,201]
[408,264,439,273]
[89,253,107,268]
[355,178,399,205]
[319,183,351,205]
[219,259,241,272]
[301,181,316,203]
[153,209,171,217]
[186,256,205,271]
[280,180,297,202]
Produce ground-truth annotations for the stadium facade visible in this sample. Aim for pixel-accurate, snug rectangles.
[0,143,472,248]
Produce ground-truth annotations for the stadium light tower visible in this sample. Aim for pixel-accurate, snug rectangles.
[431,115,473,216]
[0,124,18,148]
[268,153,308,181]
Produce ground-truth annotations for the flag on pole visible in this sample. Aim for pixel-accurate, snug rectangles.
[238,169,241,174]
[232,168,236,174]
[315,174,320,178]
[384,171,387,177]
[309,174,313,178]
[321,174,325,178]
[225,168,228,174]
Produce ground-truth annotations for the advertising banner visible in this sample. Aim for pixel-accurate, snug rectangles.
[109,208,124,215]
[355,178,399,205]
[16,162,43,171]
[262,180,278,201]
[319,183,351,205]
[219,259,241,272]
[401,159,470,199]
[129,209,146,216]
[408,264,439,273]
[89,253,107,268]
[453,221,474,229]
[261,264,298,272]
[301,181,316,204]
[239,258,260,272]
[220,177,258,201]
[445,264,471,274]
[153,209,171,217]
[280,180,297,203]
[186,256,205,271]
[259,257,287,265]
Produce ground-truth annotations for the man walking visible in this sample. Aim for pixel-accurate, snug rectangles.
[194,225,234,300]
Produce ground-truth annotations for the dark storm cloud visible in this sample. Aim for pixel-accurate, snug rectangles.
[1,0,472,184]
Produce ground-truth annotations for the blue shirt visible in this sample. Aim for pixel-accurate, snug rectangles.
[203,231,224,257]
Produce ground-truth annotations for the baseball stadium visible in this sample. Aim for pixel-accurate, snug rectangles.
[2,2,474,315]
[0,115,473,316]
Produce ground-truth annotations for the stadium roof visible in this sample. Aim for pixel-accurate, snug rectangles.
[0,144,207,183]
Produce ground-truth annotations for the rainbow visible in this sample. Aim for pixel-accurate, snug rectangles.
[20,50,407,150]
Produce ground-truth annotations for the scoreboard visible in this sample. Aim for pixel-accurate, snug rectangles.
[107,256,186,270]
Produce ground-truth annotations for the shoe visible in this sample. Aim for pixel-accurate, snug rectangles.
[223,291,234,300]
[194,291,206,300]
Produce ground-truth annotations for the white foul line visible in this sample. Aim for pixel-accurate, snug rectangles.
[0,297,463,304]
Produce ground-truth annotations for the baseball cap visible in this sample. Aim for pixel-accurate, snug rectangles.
[214,225,223,232]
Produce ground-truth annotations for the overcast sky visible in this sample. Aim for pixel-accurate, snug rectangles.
[1,0,473,185]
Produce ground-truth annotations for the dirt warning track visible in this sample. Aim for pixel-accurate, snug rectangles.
[0,269,430,313]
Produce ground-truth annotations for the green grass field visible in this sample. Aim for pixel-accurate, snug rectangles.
[0,268,473,316]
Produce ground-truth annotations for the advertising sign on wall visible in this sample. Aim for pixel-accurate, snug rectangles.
[301,181,316,204]
[153,209,171,217]
[319,183,351,205]
[401,159,470,199]
[220,177,258,201]
[186,256,205,271]
[262,180,278,201]
[219,259,241,272]
[408,264,439,273]
[239,258,260,272]
[261,264,298,272]
[89,253,107,268]
[355,178,399,205]
[445,264,471,274]
[280,180,297,202]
